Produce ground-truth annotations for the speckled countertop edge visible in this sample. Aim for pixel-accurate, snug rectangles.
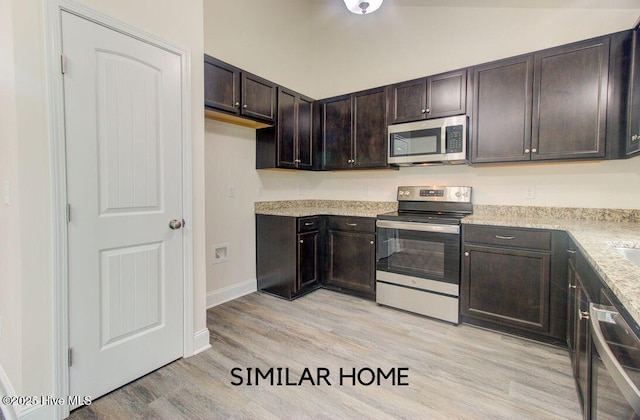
[463,207,640,328]
[255,200,397,218]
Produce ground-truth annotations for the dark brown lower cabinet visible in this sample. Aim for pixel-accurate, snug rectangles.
[461,225,567,344]
[256,215,321,299]
[257,214,377,300]
[323,216,376,299]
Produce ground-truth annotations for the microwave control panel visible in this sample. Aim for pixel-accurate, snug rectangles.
[445,125,464,153]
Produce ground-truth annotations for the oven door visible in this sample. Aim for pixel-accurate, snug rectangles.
[590,301,640,419]
[376,220,460,285]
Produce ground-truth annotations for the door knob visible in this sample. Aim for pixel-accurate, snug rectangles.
[169,219,184,230]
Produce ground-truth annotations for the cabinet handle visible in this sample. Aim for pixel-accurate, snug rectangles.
[346,223,358,227]
[524,149,530,153]
[567,249,577,254]
[299,240,304,243]
[495,235,515,240]
[464,252,469,257]
[304,222,314,226]
[532,148,537,153]
[579,310,590,321]
[569,284,577,289]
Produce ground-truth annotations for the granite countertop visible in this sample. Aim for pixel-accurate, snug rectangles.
[464,205,640,328]
[255,200,397,218]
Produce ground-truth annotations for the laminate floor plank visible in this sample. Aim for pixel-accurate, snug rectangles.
[70,289,581,419]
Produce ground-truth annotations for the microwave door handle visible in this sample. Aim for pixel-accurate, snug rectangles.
[589,303,640,414]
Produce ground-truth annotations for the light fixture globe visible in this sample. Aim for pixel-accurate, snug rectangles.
[343,0,383,15]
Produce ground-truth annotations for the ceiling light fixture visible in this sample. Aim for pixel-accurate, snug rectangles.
[343,0,383,15]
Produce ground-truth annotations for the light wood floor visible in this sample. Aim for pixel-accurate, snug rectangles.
[70,289,581,419]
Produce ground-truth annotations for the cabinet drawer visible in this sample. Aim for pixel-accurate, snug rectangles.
[327,216,375,233]
[464,225,551,250]
[297,217,320,233]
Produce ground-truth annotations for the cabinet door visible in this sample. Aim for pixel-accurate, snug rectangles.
[532,38,609,160]
[241,72,276,123]
[277,88,297,168]
[627,29,640,156]
[297,95,314,170]
[574,277,591,418]
[321,95,352,170]
[353,87,387,168]
[389,78,427,124]
[566,250,578,367]
[471,55,533,163]
[427,70,467,119]
[204,55,240,115]
[461,244,550,332]
[326,230,375,295]
[297,230,319,291]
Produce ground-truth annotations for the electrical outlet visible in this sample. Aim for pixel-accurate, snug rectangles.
[524,186,535,200]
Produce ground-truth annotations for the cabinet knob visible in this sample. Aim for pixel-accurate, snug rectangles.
[235,102,240,107]
[532,148,537,153]
[299,240,304,243]
[464,252,469,257]
[243,104,248,109]
[569,284,577,289]
[426,108,430,113]
[524,149,530,153]
[421,109,427,113]
[370,241,374,245]
[579,310,590,321]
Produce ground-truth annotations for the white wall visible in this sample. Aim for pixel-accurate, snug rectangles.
[1,0,206,413]
[203,1,640,300]
[0,0,23,397]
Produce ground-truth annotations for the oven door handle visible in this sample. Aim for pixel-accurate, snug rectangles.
[589,303,640,414]
[376,220,459,234]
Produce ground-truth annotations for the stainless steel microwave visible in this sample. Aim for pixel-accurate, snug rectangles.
[387,115,467,166]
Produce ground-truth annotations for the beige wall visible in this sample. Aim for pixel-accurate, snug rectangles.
[203,1,640,299]
[1,0,206,412]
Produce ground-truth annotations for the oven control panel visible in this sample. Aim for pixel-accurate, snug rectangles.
[397,186,471,203]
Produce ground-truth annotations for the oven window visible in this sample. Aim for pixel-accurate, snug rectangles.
[377,227,458,282]
[390,128,440,157]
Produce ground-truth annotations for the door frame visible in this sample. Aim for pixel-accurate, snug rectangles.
[44,1,194,418]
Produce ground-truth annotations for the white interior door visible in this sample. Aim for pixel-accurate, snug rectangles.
[62,11,184,405]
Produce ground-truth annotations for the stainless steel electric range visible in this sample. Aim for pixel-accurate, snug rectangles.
[375,186,472,324]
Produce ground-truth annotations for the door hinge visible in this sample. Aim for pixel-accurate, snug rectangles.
[60,53,67,74]
[66,203,71,223]
[68,348,73,367]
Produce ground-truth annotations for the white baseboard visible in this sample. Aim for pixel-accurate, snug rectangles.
[16,404,55,420]
[206,278,256,309]
[192,328,211,355]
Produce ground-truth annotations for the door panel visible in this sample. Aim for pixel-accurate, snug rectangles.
[62,11,183,405]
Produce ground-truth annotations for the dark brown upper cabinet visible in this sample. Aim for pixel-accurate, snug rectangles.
[388,69,467,124]
[531,37,610,161]
[471,55,534,163]
[627,27,640,156]
[471,35,622,164]
[204,54,276,125]
[320,87,388,170]
[256,87,315,170]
